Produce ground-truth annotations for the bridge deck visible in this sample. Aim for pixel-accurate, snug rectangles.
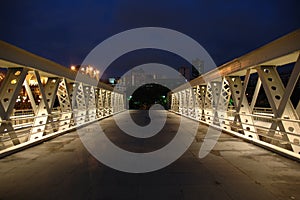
[0,110,299,200]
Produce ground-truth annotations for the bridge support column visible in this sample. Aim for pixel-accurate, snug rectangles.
[30,72,60,140]
[210,80,222,125]
[171,93,179,113]
[204,82,213,124]
[195,85,206,121]
[57,78,72,131]
[192,86,201,120]
[102,90,107,117]
[114,93,118,113]
[96,89,104,118]
[257,63,300,153]
[73,83,86,126]
[177,91,182,114]
[216,78,231,130]
[0,68,28,146]
[187,88,195,118]
[249,77,262,113]
[104,90,112,116]
[227,74,259,139]
[111,92,115,113]
[115,93,124,113]
[23,74,37,116]
[178,91,183,114]
[84,86,97,121]
[208,78,231,129]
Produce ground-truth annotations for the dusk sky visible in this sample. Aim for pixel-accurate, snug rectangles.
[1,0,299,78]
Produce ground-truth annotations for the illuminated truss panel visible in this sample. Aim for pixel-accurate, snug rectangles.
[170,30,300,159]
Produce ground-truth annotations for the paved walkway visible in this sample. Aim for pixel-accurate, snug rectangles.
[0,110,299,200]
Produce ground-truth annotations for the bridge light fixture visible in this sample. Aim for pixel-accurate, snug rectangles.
[70,65,76,71]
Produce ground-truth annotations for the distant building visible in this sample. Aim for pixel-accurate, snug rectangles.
[192,59,204,79]
[179,66,190,81]
[112,66,186,93]
[114,77,126,92]
[108,78,116,85]
[111,68,157,94]
[131,68,146,86]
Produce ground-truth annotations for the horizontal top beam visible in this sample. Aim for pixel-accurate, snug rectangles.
[0,40,115,91]
[173,29,300,92]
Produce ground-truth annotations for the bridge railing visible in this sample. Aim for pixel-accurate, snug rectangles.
[0,41,125,156]
[170,29,300,160]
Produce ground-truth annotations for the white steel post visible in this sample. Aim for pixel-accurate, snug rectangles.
[257,65,300,153]
[30,72,59,140]
[0,68,28,145]
[57,78,72,131]
[227,76,259,139]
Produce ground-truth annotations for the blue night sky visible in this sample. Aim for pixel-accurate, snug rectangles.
[1,0,299,78]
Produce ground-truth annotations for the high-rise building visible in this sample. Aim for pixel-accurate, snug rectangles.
[131,68,146,87]
[178,66,190,81]
[192,59,204,79]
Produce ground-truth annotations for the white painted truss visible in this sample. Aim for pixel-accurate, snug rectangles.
[0,42,125,154]
[171,29,300,159]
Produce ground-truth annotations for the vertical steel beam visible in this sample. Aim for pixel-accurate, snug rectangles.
[236,69,250,112]
[57,78,72,131]
[105,90,112,115]
[257,65,300,153]
[119,93,124,112]
[23,74,37,115]
[297,102,300,118]
[170,93,175,111]
[187,88,195,118]
[109,91,112,114]
[210,80,222,125]
[277,55,300,118]
[116,93,121,113]
[182,90,186,115]
[0,68,28,145]
[178,91,183,114]
[73,82,86,126]
[103,90,110,116]
[204,82,213,124]
[227,76,259,139]
[102,89,107,117]
[84,85,96,121]
[116,93,122,113]
[96,88,103,118]
[0,68,28,120]
[114,93,119,113]
[174,93,179,113]
[111,92,115,113]
[197,85,206,120]
[30,73,60,140]
[216,78,231,130]
[192,86,200,120]
[250,77,261,113]
[0,68,23,145]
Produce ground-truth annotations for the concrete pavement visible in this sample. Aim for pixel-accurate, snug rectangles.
[0,110,299,200]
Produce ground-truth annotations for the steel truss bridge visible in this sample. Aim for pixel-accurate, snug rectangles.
[0,41,125,157]
[170,29,300,160]
[0,29,300,160]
